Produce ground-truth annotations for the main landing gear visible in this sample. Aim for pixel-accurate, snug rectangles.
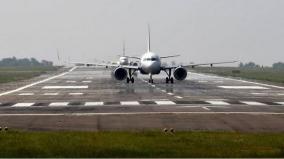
[164,69,174,84]
[126,68,136,84]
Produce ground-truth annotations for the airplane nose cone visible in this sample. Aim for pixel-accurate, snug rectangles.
[143,61,160,74]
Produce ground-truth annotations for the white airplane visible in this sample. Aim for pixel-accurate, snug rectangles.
[80,26,237,84]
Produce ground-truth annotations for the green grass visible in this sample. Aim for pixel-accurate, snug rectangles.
[0,66,58,83]
[0,131,284,158]
[194,67,284,84]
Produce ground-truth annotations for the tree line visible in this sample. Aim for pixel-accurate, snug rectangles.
[239,62,284,69]
[0,57,53,67]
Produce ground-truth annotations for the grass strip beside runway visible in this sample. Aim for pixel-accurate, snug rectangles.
[0,131,284,158]
[0,66,58,83]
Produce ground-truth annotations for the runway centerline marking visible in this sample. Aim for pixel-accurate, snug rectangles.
[240,101,267,106]
[42,86,88,89]
[175,96,183,99]
[275,102,284,105]
[0,67,77,97]
[12,103,35,107]
[66,81,77,83]
[218,86,269,89]
[82,81,92,83]
[167,93,174,96]
[202,107,210,110]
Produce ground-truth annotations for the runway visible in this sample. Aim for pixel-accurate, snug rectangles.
[0,66,283,131]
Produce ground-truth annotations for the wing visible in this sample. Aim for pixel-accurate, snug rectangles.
[160,55,180,59]
[162,61,238,69]
[122,56,141,60]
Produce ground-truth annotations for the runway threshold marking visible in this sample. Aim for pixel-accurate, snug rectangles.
[206,100,230,105]
[18,93,34,96]
[0,67,77,97]
[240,101,267,106]
[49,102,69,107]
[155,101,176,105]
[42,86,88,89]
[120,101,140,106]
[4,111,284,116]
[85,102,104,106]
[12,103,35,107]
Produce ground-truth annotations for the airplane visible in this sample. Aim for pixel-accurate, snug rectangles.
[78,26,237,84]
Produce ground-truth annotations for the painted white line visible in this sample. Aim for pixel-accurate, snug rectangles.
[240,101,267,106]
[278,93,284,96]
[42,86,88,89]
[12,103,34,107]
[218,86,269,90]
[43,93,59,96]
[251,93,268,95]
[206,101,230,105]
[69,93,84,96]
[167,93,174,96]
[66,81,77,83]
[151,85,156,87]
[175,96,183,99]
[0,67,77,97]
[202,107,210,110]
[49,102,69,107]
[120,101,140,106]
[19,93,34,96]
[84,102,104,106]
[198,81,208,83]
[4,111,284,116]
[82,81,92,83]
[155,101,176,105]
[275,102,284,105]
[189,72,284,89]
[161,90,167,93]
[214,81,223,83]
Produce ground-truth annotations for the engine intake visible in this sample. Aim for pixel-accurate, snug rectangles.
[113,67,127,81]
[174,67,187,80]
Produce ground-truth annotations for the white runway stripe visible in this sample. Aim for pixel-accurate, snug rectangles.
[175,96,183,99]
[251,93,268,95]
[218,86,269,89]
[167,93,174,95]
[82,81,92,83]
[155,101,176,105]
[84,102,104,106]
[202,107,210,110]
[66,81,76,83]
[49,102,69,106]
[206,101,230,105]
[120,101,140,106]
[278,93,284,96]
[12,103,34,107]
[69,93,84,96]
[240,101,267,105]
[43,93,59,96]
[42,86,88,89]
[19,93,34,96]
[275,102,284,105]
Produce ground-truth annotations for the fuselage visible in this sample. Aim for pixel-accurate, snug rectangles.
[140,52,161,74]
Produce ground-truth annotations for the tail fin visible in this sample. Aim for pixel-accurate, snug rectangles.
[123,40,126,56]
[147,24,151,52]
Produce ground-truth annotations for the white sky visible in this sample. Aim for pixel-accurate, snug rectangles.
[0,0,283,66]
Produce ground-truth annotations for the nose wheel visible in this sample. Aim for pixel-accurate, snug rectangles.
[166,77,174,84]
[127,77,134,83]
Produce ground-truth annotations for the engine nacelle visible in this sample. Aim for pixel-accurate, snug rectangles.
[174,67,187,81]
[113,67,127,81]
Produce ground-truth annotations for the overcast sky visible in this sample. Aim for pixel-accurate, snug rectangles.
[0,0,283,66]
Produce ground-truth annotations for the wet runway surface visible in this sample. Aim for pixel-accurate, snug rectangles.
[0,67,283,131]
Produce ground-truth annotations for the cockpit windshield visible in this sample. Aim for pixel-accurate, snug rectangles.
[143,57,158,61]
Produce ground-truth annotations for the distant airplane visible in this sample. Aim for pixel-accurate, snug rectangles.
[78,25,237,84]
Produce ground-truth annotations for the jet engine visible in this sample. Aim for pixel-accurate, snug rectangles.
[113,67,128,81]
[173,67,187,80]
